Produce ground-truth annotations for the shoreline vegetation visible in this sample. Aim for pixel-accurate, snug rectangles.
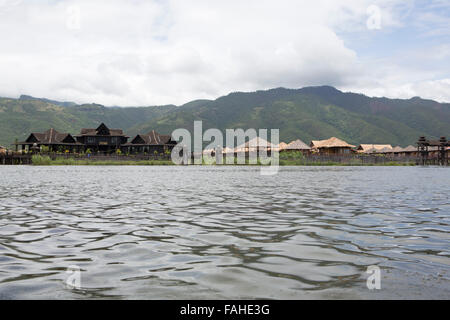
[31,154,417,166]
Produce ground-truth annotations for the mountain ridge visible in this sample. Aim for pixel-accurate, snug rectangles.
[0,86,448,148]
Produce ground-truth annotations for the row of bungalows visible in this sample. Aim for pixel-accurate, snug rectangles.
[13,123,177,154]
[356,144,393,154]
[220,137,313,154]
[279,137,355,155]
[356,144,449,158]
[232,136,356,155]
[202,137,310,155]
[310,137,355,154]
[356,144,418,157]
[204,135,446,159]
[205,136,355,155]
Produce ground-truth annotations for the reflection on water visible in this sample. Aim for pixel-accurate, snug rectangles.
[0,166,449,299]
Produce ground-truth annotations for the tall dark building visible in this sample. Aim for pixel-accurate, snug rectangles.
[74,123,129,153]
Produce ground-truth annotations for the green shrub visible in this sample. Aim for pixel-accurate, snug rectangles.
[31,154,52,165]
[40,145,50,153]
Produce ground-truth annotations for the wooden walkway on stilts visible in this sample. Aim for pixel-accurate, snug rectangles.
[0,153,32,165]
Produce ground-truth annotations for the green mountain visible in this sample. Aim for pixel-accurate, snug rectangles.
[129,86,450,146]
[0,86,449,148]
[0,97,176,147]
[18,95,77,107]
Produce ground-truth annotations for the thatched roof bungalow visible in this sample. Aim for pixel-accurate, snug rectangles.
[0,146,6,154]
[376,147,394,154]
[283,139,311,153]
[277,142,288,151]
[363,147,378,154]
[385,146,404,155]
[356,144,393,153]
[235,137,276,153]
[310,137,355,155]
[399,145,418,157]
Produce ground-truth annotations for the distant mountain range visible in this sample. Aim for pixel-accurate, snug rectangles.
[0,86,448,148]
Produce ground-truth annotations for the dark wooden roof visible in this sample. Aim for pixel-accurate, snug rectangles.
[76,123,127,137]
[16,128,80,145]
[124,130,175,146]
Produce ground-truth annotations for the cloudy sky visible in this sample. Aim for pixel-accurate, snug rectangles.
[0,0,449,106]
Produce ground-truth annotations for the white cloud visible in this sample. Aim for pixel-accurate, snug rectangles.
[0,0,449,105]
[353,79,450,103]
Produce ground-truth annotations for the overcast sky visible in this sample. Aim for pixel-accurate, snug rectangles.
[0,0,449,106]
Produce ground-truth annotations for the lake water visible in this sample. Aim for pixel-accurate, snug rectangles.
[0,166,449,299]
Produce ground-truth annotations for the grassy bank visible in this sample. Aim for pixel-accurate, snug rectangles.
[32,154,416,166]
[31,155,173,166]
[278,159,416,166]
[278,151,416,166]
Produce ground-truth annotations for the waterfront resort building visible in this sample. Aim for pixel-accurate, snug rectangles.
[310,137,355,155]
[283,139,311,153]
[74,123,129,153]
[14,128,83,153]
[235,137,276,153]
[13,123,177,154]
[399,145,418,157]
[122,130,178,154]
[356,144,393,153]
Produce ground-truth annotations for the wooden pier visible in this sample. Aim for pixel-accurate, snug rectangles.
[0,152,32,165]
[417,136,449,166]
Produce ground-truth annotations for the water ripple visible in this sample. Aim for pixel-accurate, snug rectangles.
[0,166,449,299]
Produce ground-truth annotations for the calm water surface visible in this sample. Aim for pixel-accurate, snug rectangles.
[0,166,449,299]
